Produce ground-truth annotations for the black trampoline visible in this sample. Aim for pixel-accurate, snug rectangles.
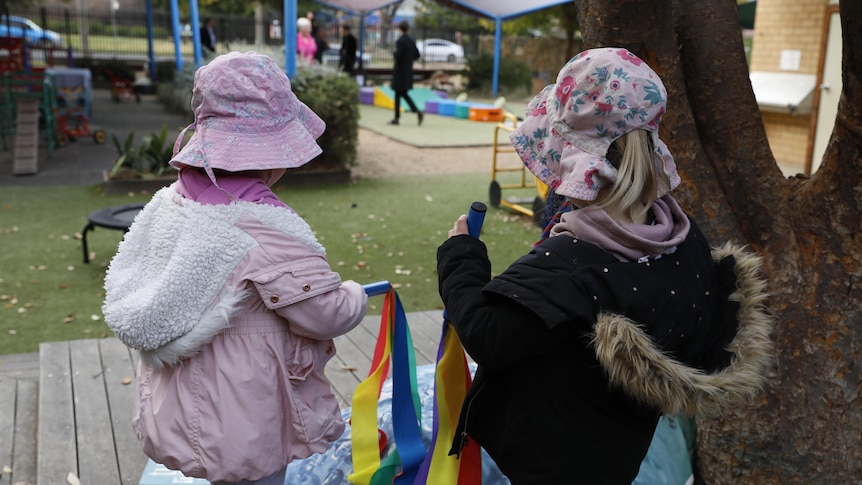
[81,203,145,263]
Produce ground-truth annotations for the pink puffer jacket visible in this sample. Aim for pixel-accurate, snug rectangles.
[104,187,368,482]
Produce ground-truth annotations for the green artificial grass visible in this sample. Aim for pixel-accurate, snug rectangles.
[0,173,543,355]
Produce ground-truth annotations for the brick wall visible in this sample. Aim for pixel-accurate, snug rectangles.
[761,111,810,170]
[749,0,829,169]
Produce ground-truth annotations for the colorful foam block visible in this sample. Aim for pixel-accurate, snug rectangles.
[359,87,375,105]
[425,99,440,114]
[454,102,473,119]
[438,100,457,116]
[468,104,504,122]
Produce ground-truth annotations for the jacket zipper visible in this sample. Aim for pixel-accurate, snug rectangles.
[455,379,486,458]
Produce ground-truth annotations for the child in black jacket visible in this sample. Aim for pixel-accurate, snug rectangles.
[437,48,773,484]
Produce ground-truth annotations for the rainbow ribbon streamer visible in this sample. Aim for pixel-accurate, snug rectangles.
[413,320,482,484]
[349,285,482,485]
[349,288,424,485]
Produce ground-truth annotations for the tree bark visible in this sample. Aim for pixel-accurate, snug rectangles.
[576,0,862,482]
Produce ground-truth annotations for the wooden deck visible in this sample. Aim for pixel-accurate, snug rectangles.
[0,310,444,485]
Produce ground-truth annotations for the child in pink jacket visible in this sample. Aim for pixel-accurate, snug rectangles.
[103,52,368,485]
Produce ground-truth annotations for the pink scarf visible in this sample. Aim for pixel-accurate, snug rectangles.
[549,195,690,262]
[175,168,288,209]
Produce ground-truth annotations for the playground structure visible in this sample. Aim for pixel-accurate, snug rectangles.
[1,35,99,174]
[488,111,549,227]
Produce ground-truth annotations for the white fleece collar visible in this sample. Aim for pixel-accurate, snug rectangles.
[103,186,323,358]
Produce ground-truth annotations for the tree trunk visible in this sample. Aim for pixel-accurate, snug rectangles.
[577,0,862,482]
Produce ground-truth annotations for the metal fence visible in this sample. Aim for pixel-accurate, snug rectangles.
[5,6,486,68]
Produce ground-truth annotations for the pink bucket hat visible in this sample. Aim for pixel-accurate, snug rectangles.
[170,51,325,173]
[510,47,681,201]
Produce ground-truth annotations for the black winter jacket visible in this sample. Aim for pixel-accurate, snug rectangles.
[436,220,772,485]
[391,33,420,91]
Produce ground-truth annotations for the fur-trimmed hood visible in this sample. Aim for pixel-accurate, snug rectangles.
[591,242,773,417]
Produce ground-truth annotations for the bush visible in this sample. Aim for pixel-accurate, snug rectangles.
[291,64,360,171]
[463,52,532,97]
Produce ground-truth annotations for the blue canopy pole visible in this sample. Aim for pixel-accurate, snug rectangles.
[492,18,501,97]
[358,14,366,72]
[189,0,203,67]
[169,0,182,70]
[285,0,297,77]
[145,0,156,82]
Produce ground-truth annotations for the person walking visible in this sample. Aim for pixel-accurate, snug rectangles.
[339,25,357,74]
[389,20,423,126]
[436,47,773,484]
[200,17,216,53]
[103,52,368,485]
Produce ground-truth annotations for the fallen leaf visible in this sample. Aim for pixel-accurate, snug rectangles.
[17,308,26,314]
[90,314,101,321]
[73,232,82,240]
[63,316,74,324]
[60,234,71,240]
[67,471,81,485]
[121,377,132,385]
[7,330,15,335]
[59,284,69,289]
[67,266,75,271]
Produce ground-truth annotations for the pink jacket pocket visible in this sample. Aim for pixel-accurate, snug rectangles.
[250,258,343,309]
[283,336,342,443]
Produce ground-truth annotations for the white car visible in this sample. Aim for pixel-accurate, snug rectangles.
[416,38,464,63]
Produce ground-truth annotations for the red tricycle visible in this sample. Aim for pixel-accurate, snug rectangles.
[105,69,141,103]
[54,87,106,145]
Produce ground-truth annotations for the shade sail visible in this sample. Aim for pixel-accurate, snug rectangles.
[315,0,404,15]
[433,0,572,20]
[316,0,572,20]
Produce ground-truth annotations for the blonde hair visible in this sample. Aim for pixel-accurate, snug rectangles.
[597,130,666,223]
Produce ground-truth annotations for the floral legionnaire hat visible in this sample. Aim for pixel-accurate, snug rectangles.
[510,47,681,201]
[170,51,325,180]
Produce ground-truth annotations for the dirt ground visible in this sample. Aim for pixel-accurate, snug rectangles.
[351,128,497,178]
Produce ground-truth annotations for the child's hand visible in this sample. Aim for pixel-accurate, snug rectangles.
[447,214,469,238]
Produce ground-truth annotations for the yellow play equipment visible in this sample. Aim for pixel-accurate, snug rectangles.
[489,111,549,227]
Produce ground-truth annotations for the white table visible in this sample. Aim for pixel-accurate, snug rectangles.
[46,67,92,117]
